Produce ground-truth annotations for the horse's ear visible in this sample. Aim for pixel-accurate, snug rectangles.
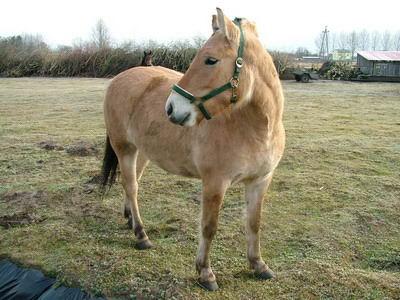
[216,8,227,36]
[212,15,218,33]
[216,8,237,41]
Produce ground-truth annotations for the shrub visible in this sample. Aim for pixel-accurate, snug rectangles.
[325,62,358,80]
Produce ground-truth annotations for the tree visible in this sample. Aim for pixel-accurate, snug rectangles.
[295,47,310,58]
[381,31,392,50]
[91,19,111,49]
[348,31,358,58]
[314,32,324,53]
[371,31,380,50]
[337,32,348,50]
[394,31,400,51]
[330,32,337,51]
[192,36,207,49]
[358,29,370,50]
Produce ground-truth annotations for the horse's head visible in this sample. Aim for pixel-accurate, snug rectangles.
[165,8,259,126]
[142,50,153,66]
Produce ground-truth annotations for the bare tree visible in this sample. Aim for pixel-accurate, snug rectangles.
[358,29,370,50]
[338,32,348,50]
[91,19,111,49]
[270,51,291,76]
[314,32,324,53]
[371,31,380,50]
[394,31,400,51]
[192,36,207,49]
[330,32,337,51]
[348,31,358,58]
[295,47,310,58]
[381,31,392,50]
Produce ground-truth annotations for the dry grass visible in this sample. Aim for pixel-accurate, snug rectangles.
[0,78,399,299]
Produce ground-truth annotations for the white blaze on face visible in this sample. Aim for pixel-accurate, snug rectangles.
[165,89,198,127]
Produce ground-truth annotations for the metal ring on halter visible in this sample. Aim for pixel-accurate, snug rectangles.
[236,57,243,68]
[230,77,239,88]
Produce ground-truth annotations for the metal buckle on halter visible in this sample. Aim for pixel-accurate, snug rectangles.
[236,57,243,68]
[230,77,239,88]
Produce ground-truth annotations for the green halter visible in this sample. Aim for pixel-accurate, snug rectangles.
[171,18,245,120]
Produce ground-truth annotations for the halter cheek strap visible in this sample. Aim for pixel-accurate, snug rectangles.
[171,18,245,120]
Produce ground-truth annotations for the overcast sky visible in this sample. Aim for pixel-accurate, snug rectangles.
[1,0,399,51]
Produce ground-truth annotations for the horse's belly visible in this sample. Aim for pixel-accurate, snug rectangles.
[134,121,200,178]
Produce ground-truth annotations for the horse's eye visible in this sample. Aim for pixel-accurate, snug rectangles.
[205,58,218,65]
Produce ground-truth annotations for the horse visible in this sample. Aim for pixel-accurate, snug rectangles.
[140,50,153,66]
[101,8,285,291]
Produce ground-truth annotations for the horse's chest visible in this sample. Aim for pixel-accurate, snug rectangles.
[204,141,276,183]
[234,148,274,182]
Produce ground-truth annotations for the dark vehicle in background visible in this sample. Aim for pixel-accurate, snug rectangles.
[293,70,320,82]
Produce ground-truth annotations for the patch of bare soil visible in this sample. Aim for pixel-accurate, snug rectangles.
[0,191,47,228]
[0,212,45,229]
[1,191,47,207]
[37,140,64,151]
[65,141,99,157]
[82,174,103,194]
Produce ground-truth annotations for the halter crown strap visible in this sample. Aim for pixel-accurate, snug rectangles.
[172,18,245,120]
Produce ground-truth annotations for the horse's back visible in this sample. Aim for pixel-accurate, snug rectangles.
[104,66,182,144]
[105,66,181,112]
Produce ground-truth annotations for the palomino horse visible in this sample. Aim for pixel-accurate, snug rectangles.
[102,8,285,291]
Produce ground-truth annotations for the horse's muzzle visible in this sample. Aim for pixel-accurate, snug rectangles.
[168,110,191,126]
[165,91,197,126]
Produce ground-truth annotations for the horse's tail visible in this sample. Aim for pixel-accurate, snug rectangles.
[101,135,118,191]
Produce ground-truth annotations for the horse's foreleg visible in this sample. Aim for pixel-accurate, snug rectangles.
[119,149,152,250]
[196,179,229,291]
[245,174,274,279]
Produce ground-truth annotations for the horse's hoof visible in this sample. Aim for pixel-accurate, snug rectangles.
[135,239,153,250]
[197,280,219,291]
[255,268,275,280]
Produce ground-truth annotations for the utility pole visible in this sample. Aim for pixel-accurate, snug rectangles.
[319,26,330,60]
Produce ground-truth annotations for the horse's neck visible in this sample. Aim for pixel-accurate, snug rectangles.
[235,61,284,140]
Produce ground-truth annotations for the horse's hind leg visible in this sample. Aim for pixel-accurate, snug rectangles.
[119,148,152,250]
[124,152,149,223]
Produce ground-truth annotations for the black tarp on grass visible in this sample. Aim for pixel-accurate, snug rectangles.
[0,260,104,300]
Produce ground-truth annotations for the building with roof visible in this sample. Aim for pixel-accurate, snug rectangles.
[332,50,352,61]
[357,51,400,78]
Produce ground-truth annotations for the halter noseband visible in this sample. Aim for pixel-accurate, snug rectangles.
[171,18,245,120]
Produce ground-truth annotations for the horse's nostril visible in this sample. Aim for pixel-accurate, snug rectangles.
[167,103,173,116]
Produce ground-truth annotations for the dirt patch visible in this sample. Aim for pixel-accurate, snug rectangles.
[38,140,64,151]
[82,174,103,194]
[85,174,103,184]
[65,141,99,157]
[1,191,47,207]
[0,212,45,229]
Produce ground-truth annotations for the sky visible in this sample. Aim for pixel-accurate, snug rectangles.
[1,0,399,51]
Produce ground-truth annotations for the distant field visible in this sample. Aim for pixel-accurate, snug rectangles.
[0,78,399,299]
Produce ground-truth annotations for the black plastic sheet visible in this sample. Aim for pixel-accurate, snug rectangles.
[0,260,104,300]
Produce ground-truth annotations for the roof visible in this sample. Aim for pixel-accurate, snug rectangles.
[357,51,400,62]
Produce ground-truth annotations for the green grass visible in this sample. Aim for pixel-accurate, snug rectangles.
[0,78,399,299]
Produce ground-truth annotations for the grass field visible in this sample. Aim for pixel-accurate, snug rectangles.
[0,78,399,299]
